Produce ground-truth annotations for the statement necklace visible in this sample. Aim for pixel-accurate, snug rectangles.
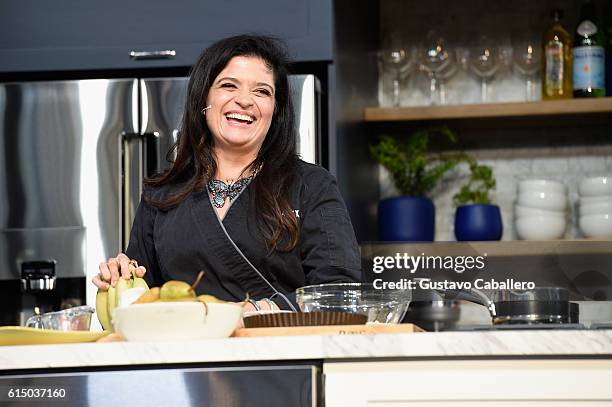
[207,176,253,208]
[207,164,261,208]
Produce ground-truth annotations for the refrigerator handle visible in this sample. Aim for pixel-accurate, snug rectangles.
[120,132,159,250]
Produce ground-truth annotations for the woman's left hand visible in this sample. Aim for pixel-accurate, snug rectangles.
[234,300,277,329]
[237,299,277,312]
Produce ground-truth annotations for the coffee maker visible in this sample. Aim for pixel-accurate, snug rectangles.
[0,260,85,326]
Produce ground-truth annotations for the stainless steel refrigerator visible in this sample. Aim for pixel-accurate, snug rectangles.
[0,75,321,325]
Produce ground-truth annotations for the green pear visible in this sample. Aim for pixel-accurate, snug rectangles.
[159,271,205,301]
[159,281,195,301]
[133,287,161,304]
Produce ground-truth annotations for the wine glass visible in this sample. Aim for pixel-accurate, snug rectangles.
[513,40,542,101]
[468,36,501,103]
[377,48,416,107]
[420,32,457,105]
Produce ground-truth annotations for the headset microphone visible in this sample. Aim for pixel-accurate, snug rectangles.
[201,105,212,115]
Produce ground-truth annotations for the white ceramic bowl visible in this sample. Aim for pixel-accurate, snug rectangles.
[514,204,566,219]
[518,179,567,194]
[579,195,612,205]
[517,191,568,211]
[579,214,612,238]
[515,216,566,240]
[579,201,612,216]
[113,301,243,342]
[579,176,612,197]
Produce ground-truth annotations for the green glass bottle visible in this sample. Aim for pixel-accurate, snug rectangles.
[573,0,606,97]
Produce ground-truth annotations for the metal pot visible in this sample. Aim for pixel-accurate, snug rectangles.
[401,286,461,331]
[425,282,576,325]
[402,300,461,331]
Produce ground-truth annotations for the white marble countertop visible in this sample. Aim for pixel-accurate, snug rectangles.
[1,330,612,371]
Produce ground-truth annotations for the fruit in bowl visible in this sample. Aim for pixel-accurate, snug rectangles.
[97,270,242,340]
[95,260,150,331]
[112,301,242,342]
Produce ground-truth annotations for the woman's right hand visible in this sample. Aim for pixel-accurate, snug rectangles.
[92,253,147,291]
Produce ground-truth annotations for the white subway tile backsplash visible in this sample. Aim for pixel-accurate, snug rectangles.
[512,159,533,175]
[568,156,607,173]
[531,157,569,174]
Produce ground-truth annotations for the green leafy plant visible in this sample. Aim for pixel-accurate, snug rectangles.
[453,157,496,206]
[369,127,462,197]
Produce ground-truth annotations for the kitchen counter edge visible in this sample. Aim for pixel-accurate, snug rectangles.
[1,330,611,371]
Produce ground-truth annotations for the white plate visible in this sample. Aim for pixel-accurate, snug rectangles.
[0,326,109,346]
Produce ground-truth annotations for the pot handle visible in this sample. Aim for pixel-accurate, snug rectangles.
[415,278,497,316]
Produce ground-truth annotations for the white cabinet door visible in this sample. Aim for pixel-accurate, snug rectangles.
[324,360,612,407]
[371,402,612,407]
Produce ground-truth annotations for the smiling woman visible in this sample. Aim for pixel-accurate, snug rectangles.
[205,56,276,161]
[92,34,362,312]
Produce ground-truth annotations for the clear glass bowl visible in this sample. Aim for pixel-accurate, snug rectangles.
[295,283,411,324]
[25,306,95,331]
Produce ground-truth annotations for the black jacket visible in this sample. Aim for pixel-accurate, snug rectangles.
[126,160,361,309]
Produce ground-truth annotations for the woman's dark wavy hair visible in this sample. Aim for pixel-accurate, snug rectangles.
[144,34,299,252]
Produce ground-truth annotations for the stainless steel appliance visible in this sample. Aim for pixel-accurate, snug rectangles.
[0,364,320,407]
[0,75,321,326]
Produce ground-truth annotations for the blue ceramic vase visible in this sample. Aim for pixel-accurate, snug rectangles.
[454,204,502,241]
[378,196,435,241]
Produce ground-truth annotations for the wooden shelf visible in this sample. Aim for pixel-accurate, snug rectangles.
[364,98,612,122]
[361,239,612,257]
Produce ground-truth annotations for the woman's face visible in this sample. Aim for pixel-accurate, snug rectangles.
[205,56,276,154]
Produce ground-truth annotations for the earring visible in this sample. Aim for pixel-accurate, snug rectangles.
[201,105,212,115]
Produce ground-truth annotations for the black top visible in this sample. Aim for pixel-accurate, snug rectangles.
[126,160,362,309]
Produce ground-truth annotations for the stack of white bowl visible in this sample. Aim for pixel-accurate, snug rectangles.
[578,176,612,238]
[514,179,568,240]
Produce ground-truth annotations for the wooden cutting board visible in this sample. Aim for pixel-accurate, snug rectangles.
[232,323,423,337]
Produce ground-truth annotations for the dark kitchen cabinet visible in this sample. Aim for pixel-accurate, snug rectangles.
[0,0,333,73]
